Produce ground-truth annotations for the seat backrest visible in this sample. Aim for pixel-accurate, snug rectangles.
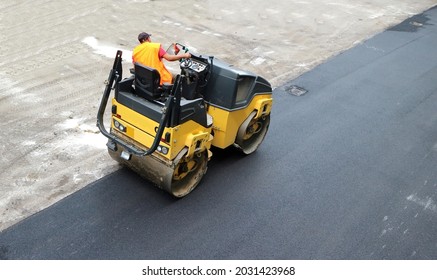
[134,63,161,99]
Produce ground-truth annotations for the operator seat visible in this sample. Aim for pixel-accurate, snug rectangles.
[134,62,169,100]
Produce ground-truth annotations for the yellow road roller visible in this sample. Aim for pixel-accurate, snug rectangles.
[97,45,273,197]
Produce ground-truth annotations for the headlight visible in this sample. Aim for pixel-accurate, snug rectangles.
[157,145,169,155]
[113,119,126,132]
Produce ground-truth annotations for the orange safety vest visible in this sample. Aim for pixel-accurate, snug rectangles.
[132,42,173,85]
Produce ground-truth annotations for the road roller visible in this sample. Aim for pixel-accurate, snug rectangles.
[97,45,273,197]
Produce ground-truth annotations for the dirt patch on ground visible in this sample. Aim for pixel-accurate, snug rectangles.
[0,0,435,231]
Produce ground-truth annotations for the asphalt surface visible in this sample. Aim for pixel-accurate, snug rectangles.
[1,7,437,260]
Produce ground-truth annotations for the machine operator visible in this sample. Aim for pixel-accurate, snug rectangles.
[132,32,191,85]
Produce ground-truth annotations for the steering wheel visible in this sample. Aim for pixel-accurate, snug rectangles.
[180,58,193,69]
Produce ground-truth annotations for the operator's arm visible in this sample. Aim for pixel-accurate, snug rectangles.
[163,52,191,61]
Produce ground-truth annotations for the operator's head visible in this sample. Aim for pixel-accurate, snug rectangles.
[138,32,151,43]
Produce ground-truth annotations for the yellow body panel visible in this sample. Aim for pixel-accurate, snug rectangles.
[207,94,273,149]
[110,93,272,159]
[111,99,212,161]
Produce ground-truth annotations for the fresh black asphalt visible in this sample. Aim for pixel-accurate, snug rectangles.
[1,6,436,260]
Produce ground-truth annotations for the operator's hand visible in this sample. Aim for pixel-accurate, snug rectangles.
[164,52,191,62]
